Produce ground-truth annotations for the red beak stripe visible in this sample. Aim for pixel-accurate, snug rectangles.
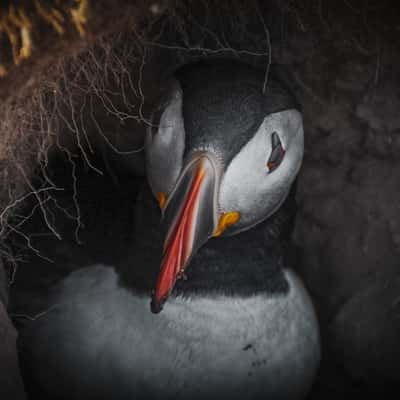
[151,165,205,313]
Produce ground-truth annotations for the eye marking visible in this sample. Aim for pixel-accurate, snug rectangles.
[266,131,285,173]
[149,107,164,137]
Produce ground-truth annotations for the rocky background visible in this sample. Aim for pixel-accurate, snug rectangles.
[0,0,399,397]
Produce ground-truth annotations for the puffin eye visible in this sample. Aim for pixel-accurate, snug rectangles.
[266,132,285,173]
[149,106,164,137]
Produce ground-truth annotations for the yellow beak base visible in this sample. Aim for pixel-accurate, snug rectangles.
[156,192,166,209]
[213,211,240,237]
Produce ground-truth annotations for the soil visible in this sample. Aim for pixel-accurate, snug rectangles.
[0,0,399,397]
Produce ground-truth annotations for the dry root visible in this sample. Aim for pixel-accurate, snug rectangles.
[0,0,273,284]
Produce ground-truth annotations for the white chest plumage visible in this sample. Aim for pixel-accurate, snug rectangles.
[24,265,320,400]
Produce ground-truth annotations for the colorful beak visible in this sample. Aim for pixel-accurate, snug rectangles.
[151,154,218,313]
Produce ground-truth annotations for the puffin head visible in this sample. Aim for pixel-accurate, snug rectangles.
[146,61,303,313]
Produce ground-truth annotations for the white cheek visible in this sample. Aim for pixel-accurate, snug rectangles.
[219,131,270,226]
[219,110,304,231]
[146,86,185,196]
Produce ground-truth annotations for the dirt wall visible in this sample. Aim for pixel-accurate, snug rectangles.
[0,0,399,396]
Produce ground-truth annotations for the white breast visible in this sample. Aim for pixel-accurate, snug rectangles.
[24,265,320,400]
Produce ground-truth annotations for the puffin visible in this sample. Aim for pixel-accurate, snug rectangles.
[16,60,320,400]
